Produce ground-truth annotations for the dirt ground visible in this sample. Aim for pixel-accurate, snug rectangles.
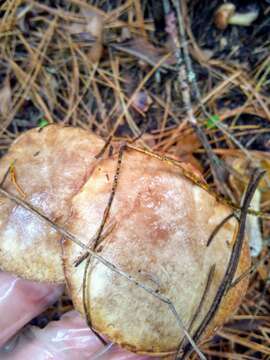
[0,0,270,359]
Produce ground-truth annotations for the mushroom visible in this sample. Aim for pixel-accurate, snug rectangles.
[214,3,259,30]
[0,126,251,356]
[63,147,250,356]
[0,124,104,283]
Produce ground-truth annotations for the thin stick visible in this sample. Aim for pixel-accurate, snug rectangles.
[177,264,216,357]
[228,251,270,292]
[82,252,107,345]
[170,0,230,196]
[74,144,125,267]
[180,2,260,167]
[9,161,26,198]
[180,168,265,359]
[0,164,11,188]
[73,222,116,266]
[81,145,125,343]
[207,213,236,247]
[189,264,216,333]
[95,134,113,160]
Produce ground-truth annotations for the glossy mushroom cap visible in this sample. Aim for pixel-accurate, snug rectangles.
[0,125,104,283]
[63,148,250,356]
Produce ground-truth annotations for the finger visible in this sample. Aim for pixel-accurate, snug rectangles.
[0,271,63,347]
[0,311,158,360]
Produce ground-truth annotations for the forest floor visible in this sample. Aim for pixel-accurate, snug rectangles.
[0,0,270,359]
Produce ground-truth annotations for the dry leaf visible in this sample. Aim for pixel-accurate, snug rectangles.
[68,8,104,63]
[68,9,104,39]
[111,37,176,71]
[176,129,201,155]
[131,90,152,113]
[224,153,270,206]
[81,9,104,40]
[257,249,270,281]
[177,152,204,173]
[38,71,58,111]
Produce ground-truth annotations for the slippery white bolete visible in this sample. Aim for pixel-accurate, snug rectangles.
[0,125,104,282]
[63,148,250,356]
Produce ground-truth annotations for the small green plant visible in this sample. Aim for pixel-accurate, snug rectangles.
[38,118,49,129]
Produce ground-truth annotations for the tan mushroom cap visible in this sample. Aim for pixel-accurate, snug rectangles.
[0,125,104,283]
[63,148,250,356]
[214,3,236,30]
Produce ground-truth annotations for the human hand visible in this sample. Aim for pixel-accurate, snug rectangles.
[0,272,155,360]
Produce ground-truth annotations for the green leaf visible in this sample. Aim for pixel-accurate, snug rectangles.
[38,118,49,129]
[206,114,220,129]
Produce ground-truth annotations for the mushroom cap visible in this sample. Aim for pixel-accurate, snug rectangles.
[214,3,236,30]
[63,148,250,356]
[0,125,104,283]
